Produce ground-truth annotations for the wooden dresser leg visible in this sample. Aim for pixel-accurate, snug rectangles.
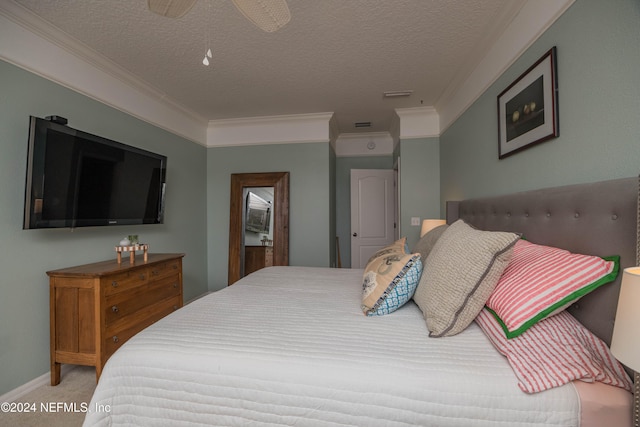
[51,362,61,386]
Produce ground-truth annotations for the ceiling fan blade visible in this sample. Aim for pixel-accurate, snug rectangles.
[231,0,291,33]
[148,0,197,18]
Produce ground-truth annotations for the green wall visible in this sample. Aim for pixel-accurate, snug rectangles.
[328,147,337,268]
[206,142,333,290]
[398,138,440,250]
[334,142,439,265]
[3,0,638,399]
[335,155,394,267]
[0,60,208,395]
[441,0,640,205]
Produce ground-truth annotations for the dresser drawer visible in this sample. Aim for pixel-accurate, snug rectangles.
[102,268,149,296]
[264,247,274,267]
[104,295,181,358]
[148,259,181,281]
[48,253,184,385]
[104,275,181,325]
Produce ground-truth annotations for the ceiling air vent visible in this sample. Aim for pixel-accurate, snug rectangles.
[383,90,413,97]
[354,122,371,128]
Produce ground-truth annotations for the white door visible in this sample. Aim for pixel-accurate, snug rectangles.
[350,169,396,268]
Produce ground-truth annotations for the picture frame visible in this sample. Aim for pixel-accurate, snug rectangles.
[498,47,558,159]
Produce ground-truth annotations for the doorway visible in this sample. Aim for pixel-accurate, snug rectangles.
[350,169,396,268]
[228,172,289,285]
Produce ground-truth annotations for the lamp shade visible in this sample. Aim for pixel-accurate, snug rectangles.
[610,267,640,371]
[420,219,446,237]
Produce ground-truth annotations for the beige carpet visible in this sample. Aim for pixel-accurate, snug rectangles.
[0,366,97,427]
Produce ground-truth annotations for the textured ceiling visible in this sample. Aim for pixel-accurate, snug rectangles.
[11,0,526,135]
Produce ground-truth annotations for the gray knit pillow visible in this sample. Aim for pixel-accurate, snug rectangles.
[412,224,448,266]
[413,220,519,337]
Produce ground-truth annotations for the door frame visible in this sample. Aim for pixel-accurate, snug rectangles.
[228,172,289,285]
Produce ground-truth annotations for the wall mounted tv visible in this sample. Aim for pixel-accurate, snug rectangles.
[23,116,167,229]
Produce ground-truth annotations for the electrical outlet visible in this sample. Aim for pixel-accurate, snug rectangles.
[411,217,420,226]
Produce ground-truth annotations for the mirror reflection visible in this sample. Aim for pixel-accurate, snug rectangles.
[242,187,274,277]
[228,172,289,286]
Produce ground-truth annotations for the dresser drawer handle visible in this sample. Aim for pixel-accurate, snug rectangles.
[173,305,178,310]
[152,269,160,276]
[111,281,118,288]
[111,305,119,313]
[139,273,145,280]
[173,265,178,270]
[112,336,119,343]
[173,283,178,288]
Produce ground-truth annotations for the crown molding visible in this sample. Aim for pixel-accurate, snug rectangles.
[436,0,575,134]
[207,113,334,147]
[0,1,208,145]
[328,114,340,153]
[395,106,439,140]
[335,132,394,157]
[0,0,575,146]
[389,112,401,150]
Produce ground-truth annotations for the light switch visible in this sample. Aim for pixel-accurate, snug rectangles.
[411,217,420,226]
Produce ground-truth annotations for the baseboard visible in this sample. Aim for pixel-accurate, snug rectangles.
[0,365,76,403]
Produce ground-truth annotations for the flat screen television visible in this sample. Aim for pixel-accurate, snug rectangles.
[23,116,167,229]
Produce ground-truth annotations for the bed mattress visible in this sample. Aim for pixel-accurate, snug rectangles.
[85,266,588,426]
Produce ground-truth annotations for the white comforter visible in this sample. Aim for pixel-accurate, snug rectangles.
[84,266,579,426]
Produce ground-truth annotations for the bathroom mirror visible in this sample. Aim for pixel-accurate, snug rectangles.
[228,172,289,285]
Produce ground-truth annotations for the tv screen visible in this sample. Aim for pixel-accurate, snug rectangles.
[23,116,167,229]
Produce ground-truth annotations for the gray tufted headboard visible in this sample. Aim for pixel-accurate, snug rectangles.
[446,177,638,346]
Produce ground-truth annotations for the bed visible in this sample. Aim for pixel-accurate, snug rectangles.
[84,177,637,426]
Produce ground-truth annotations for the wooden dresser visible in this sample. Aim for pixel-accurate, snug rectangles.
[47,253,184,385]
[244,246,273,275]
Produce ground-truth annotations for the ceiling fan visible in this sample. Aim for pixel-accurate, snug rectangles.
[147,0,291,33]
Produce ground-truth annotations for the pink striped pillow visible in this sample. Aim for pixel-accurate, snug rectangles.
[475,308,632,393]
[486,240,619,338]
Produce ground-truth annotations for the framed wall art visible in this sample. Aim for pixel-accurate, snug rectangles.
[498,47,558,159]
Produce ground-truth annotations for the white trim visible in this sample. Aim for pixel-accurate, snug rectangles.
[207,113,334,147]
[0,1,208,146]
[436,0,575,134]
[389,112,401,150]
[335,132,394,157]
[328,115,340,153]
[0,0,574,146]
[395,107,439,140]
[0,365,76,403]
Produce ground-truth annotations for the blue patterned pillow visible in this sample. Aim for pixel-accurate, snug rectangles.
[361,246,422,316]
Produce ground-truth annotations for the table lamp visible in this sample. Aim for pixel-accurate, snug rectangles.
[420,219,446,237]
[610,267,640,427]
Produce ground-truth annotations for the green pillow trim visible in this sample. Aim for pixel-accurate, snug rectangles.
[487,255,620,339]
